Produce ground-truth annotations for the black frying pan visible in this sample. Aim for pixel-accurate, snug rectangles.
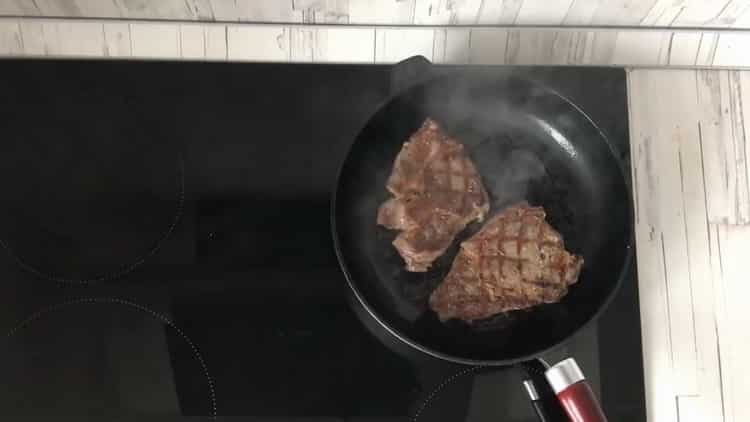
[332,70,632,368]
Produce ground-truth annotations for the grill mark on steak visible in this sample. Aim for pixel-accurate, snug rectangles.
[377,118,489,272]
[429,202,584,322]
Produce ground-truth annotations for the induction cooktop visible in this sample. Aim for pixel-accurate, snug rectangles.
[0,58,645,421]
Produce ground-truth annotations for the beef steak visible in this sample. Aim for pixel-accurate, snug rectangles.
[377,118,489,272]
[429,202,584,322]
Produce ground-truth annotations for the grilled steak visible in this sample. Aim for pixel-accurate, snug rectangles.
[429,202,583,322]
[377,118,489,272]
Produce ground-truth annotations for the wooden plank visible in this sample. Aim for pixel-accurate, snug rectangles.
[451,0,483,24]
[698,71,750,224]
[185,0,216,21]
[587,30,618,65]
[714,33,750,67]
[507,30,567,65]
[715,224,750,422]
[3,0,750,29]
[207,0,239,21]
[698,70,735,223]
[710,224,734,422]
[292,0,349,23]
[118,0,194,20]
[674,70,725,422]
[514,0,574,25]
[0,1,39,16]
[696,33,720,66]
[227,0,300,22]
[26,0,80,17]
[18,20,45,55]
[561,0,600,25]
[52,21,104,56]
[673,0,733,27]
[640,0,688,26]
[103,22,132,58]
[129,23,181,58]
[668,32,702,66]
[37,20,61,54]
[316,27,374,63]
[0,20,23,54]
[226,25,290,62]
[678,396,708,422]
[568,31,595,65]
[709,0,750,28]
[180,24,206,59]
[628,69,680,422]
[468,28,507,65]
[442,28,470,64]
[290,27,315,62]
[741,72,750,185]
[476,0,523,24]
[413,0,452,25]
[610,31,671,66]
[628,70,700,398]
[566,0,664,26]
[349,0,415,25]
[374,28,433,63]
[67,0,123,18]
[431,28,446,62]
[6,19,750,68]
[735,3,750,27]
[203,25,226,60]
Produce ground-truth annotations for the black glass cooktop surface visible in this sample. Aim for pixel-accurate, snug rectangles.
[0,59,645,422]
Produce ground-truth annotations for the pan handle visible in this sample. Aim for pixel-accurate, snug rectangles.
[390,55,433,95]
[545,358,608,422]
[519,359,568,422]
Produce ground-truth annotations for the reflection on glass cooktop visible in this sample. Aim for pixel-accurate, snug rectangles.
[0,59,645,421]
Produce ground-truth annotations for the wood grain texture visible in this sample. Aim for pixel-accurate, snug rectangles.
[374,27,433,63]
[714,33,750,67]
[713,224,750,422]
[130,23,181,58]
[468,28,507,64]
[103,22,131,57]
[668,32,702,66]
[628,69,680,422]
[629,68,750,422]
[3,0,750,29]
[180,24,206,59]
[18,20,45,54]
[439,28,471,64]
[320,27,375,62]
[0,20,22,54]
[4,18,750,70]
[226,25,290,61]
[697,70,750,224]
[628,70,700,400]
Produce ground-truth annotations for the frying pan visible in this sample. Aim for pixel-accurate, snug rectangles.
[332,64,632,420]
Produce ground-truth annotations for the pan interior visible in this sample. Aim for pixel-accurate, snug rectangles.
[334,75,631,363]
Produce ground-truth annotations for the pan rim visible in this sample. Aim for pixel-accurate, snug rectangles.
[331,70,635,366]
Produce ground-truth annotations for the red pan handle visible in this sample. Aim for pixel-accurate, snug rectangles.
[545,358,608,422]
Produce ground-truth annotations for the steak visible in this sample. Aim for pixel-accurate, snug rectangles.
[429,202,584,322]
[377,118,489,272]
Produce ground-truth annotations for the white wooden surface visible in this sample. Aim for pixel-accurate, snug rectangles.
[3,0,750,29]
[4,18,750,69]
[1,16,750,422]
[629,68,750,422]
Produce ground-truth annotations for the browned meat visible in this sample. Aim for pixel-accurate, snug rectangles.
[377,118,489,272]
[429,202,584,322]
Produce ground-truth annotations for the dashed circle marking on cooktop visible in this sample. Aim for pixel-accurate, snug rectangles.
[4,296,217,419]
[411,365,484,422]
[0,156,185,285]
